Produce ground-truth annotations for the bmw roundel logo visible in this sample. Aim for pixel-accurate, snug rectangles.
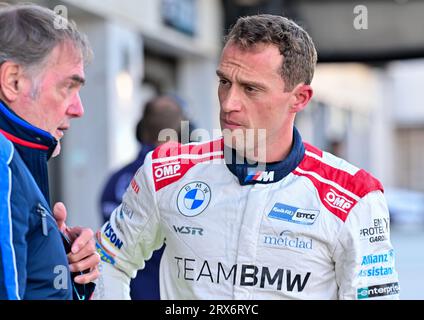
[177,181,211,217]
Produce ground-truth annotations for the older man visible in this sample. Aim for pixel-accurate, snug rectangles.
[0,3,99,300]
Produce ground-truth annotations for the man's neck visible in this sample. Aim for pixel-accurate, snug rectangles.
[233,127,294,164]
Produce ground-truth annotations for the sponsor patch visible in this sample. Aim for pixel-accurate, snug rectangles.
[103,222,124,250]
[268,203,319,225]
[360,218,389,243]
[130,178,140,194]
[96,242,115,265]
[244,170,275,183]
[177,181,211,217]
[358,250,395,277]
[173,225,204,236]
[262,230,313,250]
[357,282,399,299]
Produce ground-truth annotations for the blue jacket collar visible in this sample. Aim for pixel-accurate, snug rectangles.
[0,100,57,201]
[225,127,305,185]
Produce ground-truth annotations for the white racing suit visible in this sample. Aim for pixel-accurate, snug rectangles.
[95,128,399,299]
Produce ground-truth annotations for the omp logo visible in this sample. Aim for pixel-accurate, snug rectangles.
[357,282,399,299]
[103,222,124,250]
[324,189,353,213]
[154,161,181,182]
[173,225,204,236]
[244,171,275,183]
[268,203,319,225]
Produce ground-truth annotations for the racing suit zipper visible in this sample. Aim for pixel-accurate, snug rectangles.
[37,203,48,236]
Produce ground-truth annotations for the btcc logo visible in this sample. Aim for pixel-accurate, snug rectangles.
[154,162,181,182]
[324,189,353,213]
[268,203,319,225]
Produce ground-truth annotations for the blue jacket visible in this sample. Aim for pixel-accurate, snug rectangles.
[0,100,72,300]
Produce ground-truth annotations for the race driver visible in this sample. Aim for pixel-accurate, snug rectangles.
[94,14,399,300]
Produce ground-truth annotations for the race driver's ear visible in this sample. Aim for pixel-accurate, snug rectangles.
[288,83,313,114]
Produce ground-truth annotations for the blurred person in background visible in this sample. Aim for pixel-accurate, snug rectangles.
[99,95,189,299]
[95,14,399,299]
[0,3,99,300]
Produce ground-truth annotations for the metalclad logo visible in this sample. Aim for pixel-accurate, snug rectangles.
[263,230,313,250]
[177,182,211,217]
[357,282,399,299]
[268,203,319,225]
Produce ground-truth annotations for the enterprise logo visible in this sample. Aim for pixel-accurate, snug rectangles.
[357,282,400,299]
[268,203,319,225]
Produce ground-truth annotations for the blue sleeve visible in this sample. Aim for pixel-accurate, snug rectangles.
[0,135,24,300]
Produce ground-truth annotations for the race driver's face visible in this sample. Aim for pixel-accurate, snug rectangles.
[216,41,312,161]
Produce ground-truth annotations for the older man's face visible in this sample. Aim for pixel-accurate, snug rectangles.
[14,41,85,152]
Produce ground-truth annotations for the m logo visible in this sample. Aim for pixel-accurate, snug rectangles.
[324,189,353,213]
[244,171,275,183]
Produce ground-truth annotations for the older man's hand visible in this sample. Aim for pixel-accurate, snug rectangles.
[53,202,100,284]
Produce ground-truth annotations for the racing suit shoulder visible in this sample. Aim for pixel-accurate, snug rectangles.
[294,142,383,222]
[151,138,224,191]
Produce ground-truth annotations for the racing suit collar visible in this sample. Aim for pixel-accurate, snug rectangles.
[225,127,305,185]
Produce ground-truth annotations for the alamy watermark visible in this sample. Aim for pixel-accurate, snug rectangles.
[53,5,68,30]
[157,121,268,170]
[353,5,368,30]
